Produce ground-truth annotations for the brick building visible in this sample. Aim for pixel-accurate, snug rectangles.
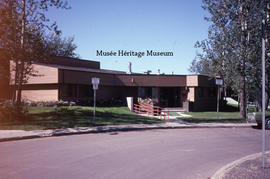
[14,56,218,111]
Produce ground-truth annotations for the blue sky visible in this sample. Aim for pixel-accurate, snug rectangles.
[47,0,210,74]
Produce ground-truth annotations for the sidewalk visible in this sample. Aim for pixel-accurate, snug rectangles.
[212,151,270,179]
[0,121,255,142]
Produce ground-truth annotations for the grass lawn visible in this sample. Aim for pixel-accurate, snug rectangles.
[226,103,258,113]
[177,112,245,123]
[0,106,164,131]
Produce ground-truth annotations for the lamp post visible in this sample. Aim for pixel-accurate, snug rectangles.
[216,77,223,120]
[92,77,100,124]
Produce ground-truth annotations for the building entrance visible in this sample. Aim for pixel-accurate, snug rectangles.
[159,87,181,107]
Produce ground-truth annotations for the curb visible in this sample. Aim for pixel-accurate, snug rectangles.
[51,125,254,136]
[0,135,42,142]
[0,123,255,143]
[211,151,270,179]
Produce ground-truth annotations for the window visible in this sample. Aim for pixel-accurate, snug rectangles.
[61,84,75,97]
[152,88,158,98]
[79,85,92,98]
[139,87,145,97]
[139,87,152,98]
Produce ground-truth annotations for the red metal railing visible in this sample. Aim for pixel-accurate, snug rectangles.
[133,103,170,120]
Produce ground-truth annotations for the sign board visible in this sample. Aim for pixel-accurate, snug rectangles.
[216,78,223,86]
[92,77,100,90]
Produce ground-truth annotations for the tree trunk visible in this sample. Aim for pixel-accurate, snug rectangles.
[266,92,269,111]
[240,87,247,118]
[256,90,269,112]
[16,62,24,106]
[15,0,26,118]
[12,60,19,103]
[238,0,247,118]
[239,41,247,118]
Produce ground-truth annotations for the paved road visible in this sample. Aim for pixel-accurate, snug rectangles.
[0,128,269,179]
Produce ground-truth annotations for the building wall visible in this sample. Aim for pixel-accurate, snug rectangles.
[186,75,215,87]
[10,62,58,86]
[97,86,138,100]
[24,64,58,84]
[197,75,216,87]
[59,69,117,86]
[12,58,218,111]
[193,98,216,111]
[58,84,138,103]
[20,84,59,102]
[185,76,217,111]
[187,87,195,102]
[97,86,122,100]
[21,89,58,102]
[9,63,59,102]
[115,74,186,87]
[192,87,217,111]
[59,69,187,87]
[46,56,100,69]
[186,75,198,86]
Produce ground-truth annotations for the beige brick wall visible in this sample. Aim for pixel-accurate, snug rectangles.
[187,87,195,102]
[186,75,198,86]
[21,89,58,102]
[27,64,58,84]
[10,63,58,85]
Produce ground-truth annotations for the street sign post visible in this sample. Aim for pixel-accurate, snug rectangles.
[262,20,266,168]
[92,77,100,124]
[216,77,223,120]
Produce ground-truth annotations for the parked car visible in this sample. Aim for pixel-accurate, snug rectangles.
[248,112,270,129]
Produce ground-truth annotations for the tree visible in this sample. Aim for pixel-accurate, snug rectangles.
[0,0,80,121]
[189,57,212,75]
[189,0,266,118]
[45,33,79,58]
[0,0,70,107]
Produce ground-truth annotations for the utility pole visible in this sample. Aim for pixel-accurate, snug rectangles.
[262,19,266,169]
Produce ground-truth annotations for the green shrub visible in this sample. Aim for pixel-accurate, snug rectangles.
[0,100,28,121]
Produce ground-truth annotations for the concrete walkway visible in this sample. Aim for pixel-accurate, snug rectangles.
[0,121,255,142]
